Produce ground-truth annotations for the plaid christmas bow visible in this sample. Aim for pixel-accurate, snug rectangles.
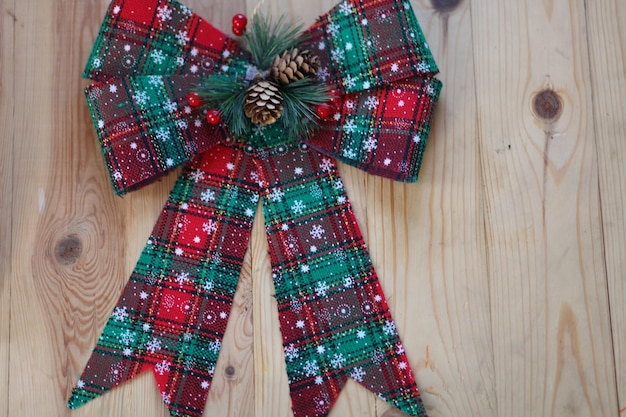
[68,1,441,417]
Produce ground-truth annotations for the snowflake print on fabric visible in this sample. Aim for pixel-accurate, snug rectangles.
[200,189,216,202]
[163,101,178,113]
[364,96,379,110]
[291,200,306,215]
[315,281,330,297]
[202,220,217,234]
[364,137,377,153]
[320,158,334,172]
[191,170,205,183]
[119,330,135,346]
[330,353,346,369]
[285,344,300,362]
[157,5,172,22]
[331,48,345,63]
[338,1,354,15]
[270,187,285,202]
[303,360,320,377]
[155,128,170,142]
[112,307,128,321]
[383,320,397,336]
[343,119,357,134]
[133,91,149,105]
[175,271,191,286]
[146,337,162,354]
[71,0,441,417]
[326,22,340,36]
[310,224,326,239]
[351,367,366,382]
[155,360,171,376]
[343,75,356,89]
[176,30,190,45]
[151,50,166,64]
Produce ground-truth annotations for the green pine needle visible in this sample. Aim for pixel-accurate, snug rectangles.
[281,78,330,137]
[196,74,250,136]
[245,14,304,69]
[194,13,329,142]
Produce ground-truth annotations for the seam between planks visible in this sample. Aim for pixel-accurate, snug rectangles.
[581,0,620,414]
[6,1,16,417]
[468,0,499,412]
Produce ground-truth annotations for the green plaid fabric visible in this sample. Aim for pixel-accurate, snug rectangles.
[82,0,252,194]
[303,0,438,93]
[83,0,242,81]
[85,75,228,194]
[71,0,441,415]
[68,144,260,415]
[257,143,426,416]
[310,76,442,181]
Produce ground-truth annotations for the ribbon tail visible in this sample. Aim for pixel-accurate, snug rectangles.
[68,145,260,417]
[255,144,426,417]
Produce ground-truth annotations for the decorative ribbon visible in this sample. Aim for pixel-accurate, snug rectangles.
[68,1,441,416]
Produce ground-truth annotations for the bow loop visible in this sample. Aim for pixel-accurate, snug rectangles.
[303,0,439,94]
[85,75,228,194]
[83,0,242,81]
[307,76,441,182]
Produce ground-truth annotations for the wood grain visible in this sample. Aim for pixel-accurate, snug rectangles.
[391,2,496,416]
[3,0,626,416]
[471,0,617,416]
[585,0,626,412]
[0,1,15,417]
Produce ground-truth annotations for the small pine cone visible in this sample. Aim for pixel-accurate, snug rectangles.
[270,48,321,85]
[243,80,284,126]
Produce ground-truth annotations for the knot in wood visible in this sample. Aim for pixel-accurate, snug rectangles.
[55,235,82,265]
[224,365,236,378]
[431,0,463,14]
[533,89,563,121]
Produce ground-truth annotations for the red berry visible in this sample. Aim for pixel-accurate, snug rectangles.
[206,109,222,125]
[316,103,333,119]
[232,26,244,36]
[232,14,247,36]
[187,92,202,107]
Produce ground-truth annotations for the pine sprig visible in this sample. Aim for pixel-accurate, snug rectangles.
[194,13,329,142]
[281,78,329,137]
[245,14,304,69]
[196,74,250,136]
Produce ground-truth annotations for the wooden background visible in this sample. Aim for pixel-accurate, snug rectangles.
[1,0,625,416]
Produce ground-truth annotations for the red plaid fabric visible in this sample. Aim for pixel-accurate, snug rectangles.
[310,77,440,182]
[69,0,441,416]
[68,145,260,415]
[256,144,426,416]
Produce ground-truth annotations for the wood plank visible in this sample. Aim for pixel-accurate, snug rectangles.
[246,1,496,416]
[585,0,626,412]
[0,1,15,417]
[8,0,626,417]
[7,1,250,417]
[9,0,138,415]
[373,2,496,416]
[471,1,618,416]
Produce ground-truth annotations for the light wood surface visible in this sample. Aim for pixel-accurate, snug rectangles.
[1,0,624,416]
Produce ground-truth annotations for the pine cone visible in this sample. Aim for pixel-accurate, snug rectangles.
[243,80,284,126]
[270,48,321,85]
